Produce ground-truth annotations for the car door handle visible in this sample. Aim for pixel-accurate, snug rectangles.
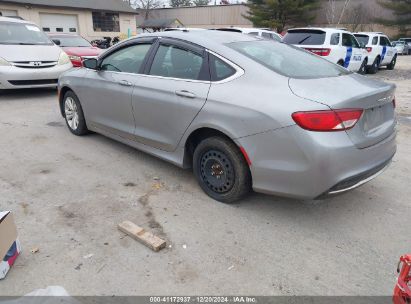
[119,80,133,87]
[175,90,196,99]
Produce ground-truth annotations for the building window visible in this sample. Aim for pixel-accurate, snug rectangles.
[69,28,77,32]
[56,28,63,32]
[43,27,50,32]
[92,12,120,32]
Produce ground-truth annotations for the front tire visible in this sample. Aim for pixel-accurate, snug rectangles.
[387,55,397,70]
[63,91,88,136]
[193,136,251,203]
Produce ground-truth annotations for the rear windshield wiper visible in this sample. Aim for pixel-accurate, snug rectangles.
[298,35,312,44]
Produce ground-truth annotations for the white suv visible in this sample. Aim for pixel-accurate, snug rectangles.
[354,32,397,74]
[283,28,368,73]
[215,27,282,42]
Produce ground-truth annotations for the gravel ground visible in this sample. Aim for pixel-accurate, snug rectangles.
[0,56,410,296]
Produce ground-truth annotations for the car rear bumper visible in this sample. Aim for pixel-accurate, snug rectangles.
[0,63,72,89]
[236,125,397,200]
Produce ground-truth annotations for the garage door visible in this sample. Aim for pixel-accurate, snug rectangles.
[40,13,78,34]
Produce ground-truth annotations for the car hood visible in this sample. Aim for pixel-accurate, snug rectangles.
[61,46,103,57]
[288,73,395,110]
[0,44,62,62]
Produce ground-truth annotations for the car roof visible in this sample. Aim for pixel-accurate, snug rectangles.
[356,32,385,36]
[287,27,350,34]
[136,30,258,48]
[0,16,35,25]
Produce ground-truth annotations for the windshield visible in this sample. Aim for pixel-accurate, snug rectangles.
[52,36,91,47]
[354,35,369,45]
[283,30,326,45]
[229,40,351,79]
[0,22,52,45]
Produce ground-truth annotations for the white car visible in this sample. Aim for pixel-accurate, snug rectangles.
[399,38,411,55]
[0,17,72,90]
[354,32,397,74]
[392,41,410,55]
[215,27,282,42]
[283,28,368,74]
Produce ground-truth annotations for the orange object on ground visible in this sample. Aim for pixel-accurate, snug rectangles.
[393,254,411,304]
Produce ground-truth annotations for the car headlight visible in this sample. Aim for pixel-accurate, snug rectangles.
[68,55,82,62]
[0,57,11,66]
[58,52,70,65]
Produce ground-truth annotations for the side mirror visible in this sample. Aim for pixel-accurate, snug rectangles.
[83,58,98,70]
[52,39,61,46]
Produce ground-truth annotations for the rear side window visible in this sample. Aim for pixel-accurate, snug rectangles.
[372,37,378,45]
[354,35,369,46]
[149,44,205,80]
[229,40,350,79]
[283,30,326,45]
[248,32,258,36]
[261,32,271,39]
[209,54,236,81]
[100,44,151,74]
[330,33,340,45]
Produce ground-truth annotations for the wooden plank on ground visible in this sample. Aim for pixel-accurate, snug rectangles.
[118,221,166,252]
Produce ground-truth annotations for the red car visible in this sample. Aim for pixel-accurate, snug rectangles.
[48,34,103,67]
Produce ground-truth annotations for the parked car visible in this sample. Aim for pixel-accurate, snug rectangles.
[0,17,72,89]
[215,27,282,42]
[164,28,206,32]
[399,38,411,54]
[283,28,368,74]
[58,31,396,203]
[48,34,103,67]
[392,41,410,55]
[354,32,397,74]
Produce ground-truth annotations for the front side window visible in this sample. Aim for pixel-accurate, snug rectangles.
[380,36,391,46]
[0,22,52,45]
[342,33,360,48]
[229,40,350,79]
[283,30,326,45]
[149,44,205,80]
[261,32,271,39]
[100,44,151,74]
[92,12,120,32]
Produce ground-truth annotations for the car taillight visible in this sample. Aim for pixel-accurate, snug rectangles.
[292,109,363,132]
[304,48,331,56]
[366,47,372,53]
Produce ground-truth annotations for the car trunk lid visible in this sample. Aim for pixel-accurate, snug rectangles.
[289,73,396,149]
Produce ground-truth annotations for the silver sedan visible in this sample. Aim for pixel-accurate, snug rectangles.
[58,31,397,203]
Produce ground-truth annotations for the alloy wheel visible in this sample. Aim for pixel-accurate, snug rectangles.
[65,97,79,130]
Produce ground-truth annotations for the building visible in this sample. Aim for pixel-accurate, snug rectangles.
[0,0,138,40]
[136,4,252,30]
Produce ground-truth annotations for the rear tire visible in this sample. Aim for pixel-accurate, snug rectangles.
[63,91,89,136]
[193,136,251,203]
[358,59,368,74]
[387,55,397,70]
[367,57,380,74]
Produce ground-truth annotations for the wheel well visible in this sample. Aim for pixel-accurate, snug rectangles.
[59,86,72,117]
[337,59,344,66]
[184,127,234,168]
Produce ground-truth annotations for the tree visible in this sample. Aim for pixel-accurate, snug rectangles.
[170,0,193,7]
[244,0,320,33]
[129,0,161,20]
[377,0,411,26]
[193,0,209,5]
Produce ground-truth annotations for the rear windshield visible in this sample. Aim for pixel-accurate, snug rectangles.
[283,30,326,45]
[354,34,369,45]
[228,40,351,79]
[0,22,52,45]
[51,36,91,47]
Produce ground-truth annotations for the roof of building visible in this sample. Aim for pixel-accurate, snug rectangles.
[1,0,138,14]
[140,18,183,29]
